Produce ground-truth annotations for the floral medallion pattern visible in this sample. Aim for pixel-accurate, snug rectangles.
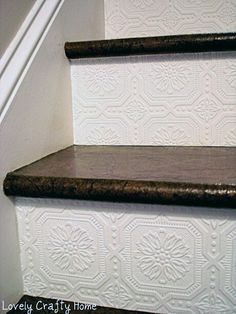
[108,14,127,32]
[16,199,236,313]
[13,0,236,312]
[87,126,121,144]
[135,231,191,282]
[162,10,181,30]
[151,63,190,94]
[194,98,220,122]
[47,224,95,273]
[196,292,230,314]
[72,53,236,146]
[152,127,190,145]
[103,283,131,308]
[105,0,236,39]
[218,5,236,26]
[23,271,47,295]
[125,100,146,122]
[93,0,236,146]
[84,63,119,96]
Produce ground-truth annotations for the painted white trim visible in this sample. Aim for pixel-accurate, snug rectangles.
[0,0,45,76]
[0,0,65,124]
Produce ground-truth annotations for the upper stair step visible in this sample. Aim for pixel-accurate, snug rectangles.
[4,145,236,209]
[65,33,236,59]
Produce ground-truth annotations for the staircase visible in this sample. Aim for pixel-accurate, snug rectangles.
[3,29,236,313]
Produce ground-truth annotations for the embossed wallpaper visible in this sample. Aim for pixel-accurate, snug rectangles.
[16,198,236,313]
[72,53,236,146]
[104,0,236,39]
[14,2,236,313]
[71,0,236,146]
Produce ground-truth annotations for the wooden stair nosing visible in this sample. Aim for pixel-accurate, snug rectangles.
[3,145,236,209]
[65,32,236,59]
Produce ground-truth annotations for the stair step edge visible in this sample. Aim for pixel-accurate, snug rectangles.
[65,32,236,59]
[3,145,236,209]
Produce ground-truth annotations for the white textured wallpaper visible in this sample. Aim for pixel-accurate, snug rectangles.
[71,52,236,146]
[16,198,236,313]
[104,0,236,39]
[14,2,236,313]
[71,0,236,146]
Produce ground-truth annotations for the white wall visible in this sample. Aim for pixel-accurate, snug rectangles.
[0,0,104,310]
[71,0,236,146]
[15,197,236,314]
[0,0,36,57]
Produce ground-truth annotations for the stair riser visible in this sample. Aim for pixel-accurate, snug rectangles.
[104,0,236,39]
[71,52,236,146]
[15,197,236,314]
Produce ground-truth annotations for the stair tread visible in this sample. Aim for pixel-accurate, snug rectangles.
[4,145,236,208]
[65,32,236,59]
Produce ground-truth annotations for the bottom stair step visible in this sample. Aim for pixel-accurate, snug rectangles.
[5,146,236,314]
[3,145,236,208]
[7,295,152,313]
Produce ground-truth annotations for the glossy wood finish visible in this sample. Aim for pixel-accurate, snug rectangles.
[65,33,236,59]
[4,145,236,208]
[5,145,236,183]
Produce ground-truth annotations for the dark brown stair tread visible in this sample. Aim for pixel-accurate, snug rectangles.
[4,145,236,208]
[4,145,236,183]
[65,33,236,59]
[7,295,152,313]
